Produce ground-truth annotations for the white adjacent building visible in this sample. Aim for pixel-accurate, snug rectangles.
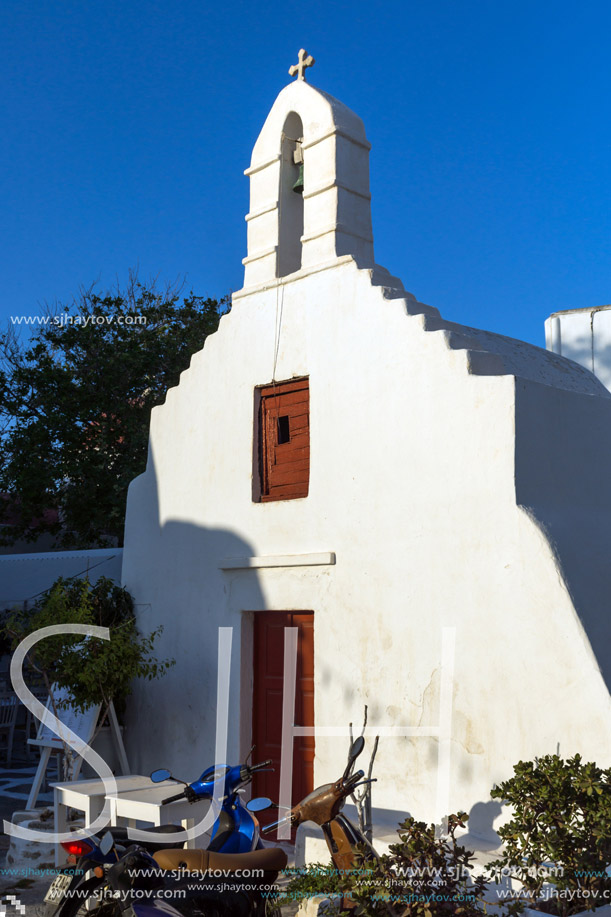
[121,67,611,848]
[546,305,611,392]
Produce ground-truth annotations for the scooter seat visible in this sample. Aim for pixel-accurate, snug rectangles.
[153,846,288,879]
[114,824,185,837]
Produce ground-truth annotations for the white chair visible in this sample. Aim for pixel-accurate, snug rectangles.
[25,686,48,760]
[0,692,19,766]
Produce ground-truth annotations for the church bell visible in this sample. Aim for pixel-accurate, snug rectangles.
[292,141,304,194]
[292,163,304,194]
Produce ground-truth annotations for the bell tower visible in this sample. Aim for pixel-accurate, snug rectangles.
[242,51,376,289]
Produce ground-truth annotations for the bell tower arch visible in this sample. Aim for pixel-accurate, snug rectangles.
[277,112,304,278]
[242,78,375,289]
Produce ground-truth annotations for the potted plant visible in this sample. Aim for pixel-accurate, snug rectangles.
[489,755,611,917]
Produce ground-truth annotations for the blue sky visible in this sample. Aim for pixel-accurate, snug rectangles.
[1,0,610,347]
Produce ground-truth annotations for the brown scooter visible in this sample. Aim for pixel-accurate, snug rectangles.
[263,736,378,908]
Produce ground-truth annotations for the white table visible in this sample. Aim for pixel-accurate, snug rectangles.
[106,784,213,850]
[52,775,162,866]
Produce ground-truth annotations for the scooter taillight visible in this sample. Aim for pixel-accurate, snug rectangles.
[61,840,95,857]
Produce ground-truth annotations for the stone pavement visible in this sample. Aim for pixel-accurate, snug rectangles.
[0,734,55,913]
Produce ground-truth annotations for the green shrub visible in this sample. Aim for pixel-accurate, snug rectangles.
[280,813,492,916]
[490,754,611,916]
[276,863,344,910]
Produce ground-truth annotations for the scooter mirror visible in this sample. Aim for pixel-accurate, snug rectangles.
[350,736,365,760]
[342,736,365,781]
[246,796,274,812]
[150,768,172,783]
[99,831,114,855]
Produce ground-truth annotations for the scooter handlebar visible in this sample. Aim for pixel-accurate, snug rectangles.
[163,759,274,804]
[240,759,273,781]
[261,814,291,834]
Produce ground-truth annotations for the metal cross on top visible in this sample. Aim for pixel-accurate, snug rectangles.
[289,48,315,81]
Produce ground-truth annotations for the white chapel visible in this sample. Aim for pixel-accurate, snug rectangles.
[121,54,611,849]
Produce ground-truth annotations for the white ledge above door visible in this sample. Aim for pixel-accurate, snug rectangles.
[219,552,336,570]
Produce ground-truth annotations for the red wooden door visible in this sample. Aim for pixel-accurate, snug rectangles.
[252,611,314,830]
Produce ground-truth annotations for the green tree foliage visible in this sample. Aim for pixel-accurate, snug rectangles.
[0,277,228,548]
[4,575,173,716]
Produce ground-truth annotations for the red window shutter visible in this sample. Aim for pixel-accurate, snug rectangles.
[258,378,309,502]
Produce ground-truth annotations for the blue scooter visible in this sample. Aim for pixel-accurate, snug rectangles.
[44,754,275,917]
[149,755,274,853]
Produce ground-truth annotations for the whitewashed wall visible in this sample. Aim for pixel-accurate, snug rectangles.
[0,548,123,609]
[122,80,611,843]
